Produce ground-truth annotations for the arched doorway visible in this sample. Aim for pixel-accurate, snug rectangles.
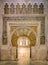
[17,36,30,61]
[11,26,36,61]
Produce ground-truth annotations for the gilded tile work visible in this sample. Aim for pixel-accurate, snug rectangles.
[10,26,37,34]
[10,26,37,46]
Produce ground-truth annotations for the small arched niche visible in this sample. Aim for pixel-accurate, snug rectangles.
[4,3,9,14]
[17,36,30,47]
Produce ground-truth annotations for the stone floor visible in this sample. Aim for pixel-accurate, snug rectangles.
[0,60,48,65]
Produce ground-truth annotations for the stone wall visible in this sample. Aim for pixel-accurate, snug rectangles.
[0,45,47,60]
[32,45,47,60]
[0,0,48,61]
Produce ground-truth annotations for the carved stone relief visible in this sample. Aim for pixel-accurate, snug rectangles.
[16,3,20,14]
[2,18,7,45]
[4,3,44,14]
[3,16,45,45]
[40,36,45,44]
[4,3,9,14]
[21,3,26,14]
[27,3,32,14]
[40,17,45,44]
[10,3,15,14]
[33,3,38,14]
[39,3,44,14]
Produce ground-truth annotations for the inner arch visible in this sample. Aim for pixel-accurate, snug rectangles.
[17,36,30,47]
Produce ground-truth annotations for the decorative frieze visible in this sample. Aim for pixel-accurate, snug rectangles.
[4,3,44,14]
